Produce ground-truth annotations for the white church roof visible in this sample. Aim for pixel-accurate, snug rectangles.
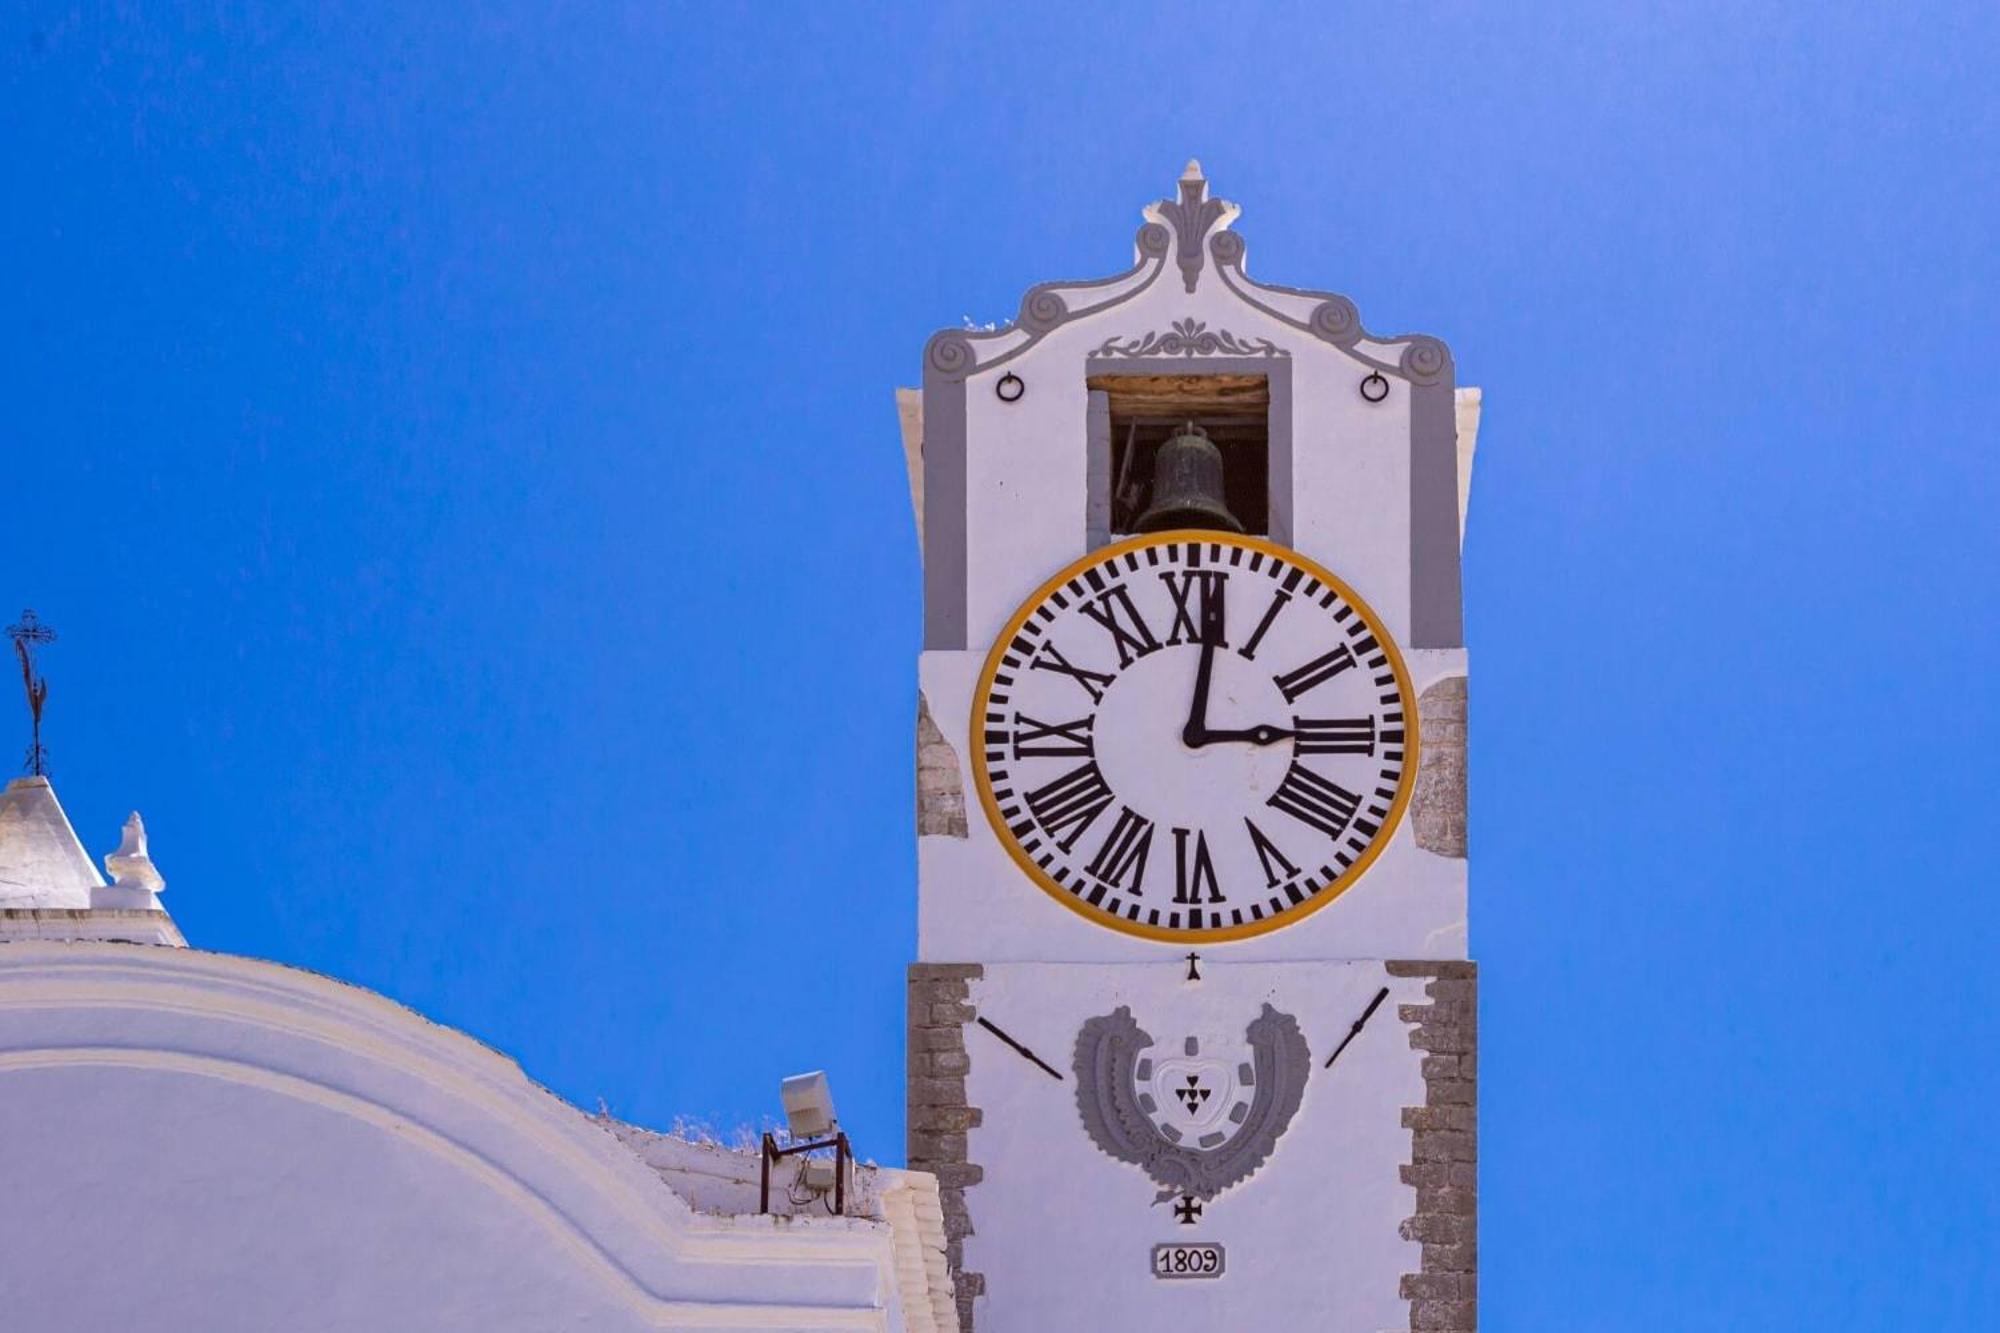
[0,775,104,909]
[0,776,183,946]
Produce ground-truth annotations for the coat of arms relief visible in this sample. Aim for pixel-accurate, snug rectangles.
[1072,1003,1312,1205]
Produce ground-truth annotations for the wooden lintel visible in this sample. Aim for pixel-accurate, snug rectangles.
[1085,373,1269,418]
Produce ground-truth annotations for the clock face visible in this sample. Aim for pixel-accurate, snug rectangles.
[971,532,1418,942]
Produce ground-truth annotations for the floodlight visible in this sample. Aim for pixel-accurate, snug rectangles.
[761,1071,853,1216]
[780,1070,837,1139]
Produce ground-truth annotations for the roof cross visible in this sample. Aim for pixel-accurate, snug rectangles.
[6,610,56,777]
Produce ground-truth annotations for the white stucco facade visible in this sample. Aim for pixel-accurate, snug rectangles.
[960,962,1429,1331]
[905,165,1480,1332]
[0,782,957,1333]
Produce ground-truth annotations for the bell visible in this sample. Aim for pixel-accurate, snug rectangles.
[1134,423,1245,534]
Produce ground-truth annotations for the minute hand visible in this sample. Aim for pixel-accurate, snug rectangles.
[1181,590,1226,746]
[1181,634,1218,747]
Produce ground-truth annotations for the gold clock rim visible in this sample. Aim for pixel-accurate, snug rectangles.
[969,529,1422,945]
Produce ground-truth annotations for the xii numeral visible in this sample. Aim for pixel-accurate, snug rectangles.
[1160,571,1227,647]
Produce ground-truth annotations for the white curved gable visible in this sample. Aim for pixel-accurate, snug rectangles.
[0,945,926,1331]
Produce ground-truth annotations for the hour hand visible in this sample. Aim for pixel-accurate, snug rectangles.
[1194,724,1294,747]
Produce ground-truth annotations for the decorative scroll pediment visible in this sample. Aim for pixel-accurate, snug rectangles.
[922,161,1451,386]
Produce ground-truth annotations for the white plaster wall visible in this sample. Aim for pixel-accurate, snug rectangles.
[924,239,1465,966]
[957,273,1415,654]
[918,646,1467,964]
[0,946,914,1333]
[958,961,1427,1332]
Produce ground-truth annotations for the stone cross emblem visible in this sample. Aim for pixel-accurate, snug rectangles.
[1072,1003,1311,1203]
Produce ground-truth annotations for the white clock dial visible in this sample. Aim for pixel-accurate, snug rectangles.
[971,532,1418,942]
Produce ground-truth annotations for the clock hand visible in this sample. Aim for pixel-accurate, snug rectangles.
[1193,724,1295,746]
[1181,598,1221,748]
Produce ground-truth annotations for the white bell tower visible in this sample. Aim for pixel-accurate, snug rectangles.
[902,164,1479,1332]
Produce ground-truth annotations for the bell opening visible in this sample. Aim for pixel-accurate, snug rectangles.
[1093,373,1271,538]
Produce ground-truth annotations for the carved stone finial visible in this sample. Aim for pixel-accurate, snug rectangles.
[104,811,165,894]
[1155,165,1236,295]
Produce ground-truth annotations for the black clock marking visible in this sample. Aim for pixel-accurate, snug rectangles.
[1159,570,1228,647]
[1243,817,1302,889]
[1009,713,1095,759]
[1171,827,1224,905]
[1079,585,1163,668]
[1087,806,1155,893]
[976,533,1417,942]
[1267,763,1363,841]
[1029,641,1115,704]
[1236,589,1290,661]
[1024,761,1116,851]
[1293,716,1378,756]
[1272,643,1359,703]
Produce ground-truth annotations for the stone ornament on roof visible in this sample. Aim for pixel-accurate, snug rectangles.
[104,812,165,896]
[0,778,183,944]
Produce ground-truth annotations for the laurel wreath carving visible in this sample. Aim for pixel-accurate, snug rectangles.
[1073,1003,1311,1202]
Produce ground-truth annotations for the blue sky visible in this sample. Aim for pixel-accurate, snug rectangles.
[7,4,1997,1327]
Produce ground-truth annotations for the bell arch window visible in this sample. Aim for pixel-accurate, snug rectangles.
[1085,373,1274,545]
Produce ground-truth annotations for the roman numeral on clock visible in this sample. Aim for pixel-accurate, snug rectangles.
[1159,571,1227,647]
[1024,762,1115,851]
[1085,807,1153,893]
[1171,827,1224,904]
[1010,713,1094,759]
[1029,641,1116,704]
[1243,817,1302,889]
[1294,716,1377,756]
[1236,589,1291,661]
[1078,586,1161,668]
[1267,763,1363,840]
[1271,643,1357,702]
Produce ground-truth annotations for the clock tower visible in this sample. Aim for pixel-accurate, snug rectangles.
[904,164,1478,1332]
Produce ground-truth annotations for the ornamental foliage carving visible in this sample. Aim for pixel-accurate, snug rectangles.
[1091,318,1285,360]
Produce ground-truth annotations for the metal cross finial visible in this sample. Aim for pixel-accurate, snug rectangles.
[6,610,56,777]
[1185,951,1202,982]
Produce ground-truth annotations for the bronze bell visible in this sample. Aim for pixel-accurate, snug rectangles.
[1134,423,1245,534]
